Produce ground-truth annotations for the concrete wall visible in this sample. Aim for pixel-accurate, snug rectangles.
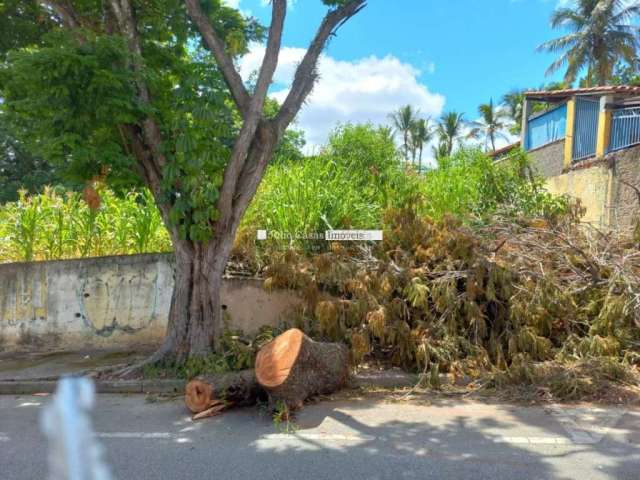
[528,139,565,178]
[608,144,640,230]
[527,139,639,230]
[0,254,300,352]
[545,163,610,226]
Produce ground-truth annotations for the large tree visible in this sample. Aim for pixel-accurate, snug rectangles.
[538,0,640,86]
[0,0,366,366]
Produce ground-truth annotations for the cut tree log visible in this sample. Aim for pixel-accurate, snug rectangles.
[185,370,262,414]
[255,328,350,411]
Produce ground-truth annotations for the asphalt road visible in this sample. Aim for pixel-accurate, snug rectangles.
[1,393,639,479]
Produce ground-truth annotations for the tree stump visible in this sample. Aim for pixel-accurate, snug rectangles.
[255,328,350,411]
[185,370,262,414]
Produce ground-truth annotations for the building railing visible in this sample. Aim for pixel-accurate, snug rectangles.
[609,106,640,152]
[523,95,640,161]
[572,98,599,161]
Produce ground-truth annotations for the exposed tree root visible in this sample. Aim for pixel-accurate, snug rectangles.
[106,346,175,380]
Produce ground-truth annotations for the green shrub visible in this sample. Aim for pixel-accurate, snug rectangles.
[418,147,568,220]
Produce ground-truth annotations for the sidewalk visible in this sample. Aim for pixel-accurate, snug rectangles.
[0,348,187,394]
[0,349,418,394]
[0,349,150,381]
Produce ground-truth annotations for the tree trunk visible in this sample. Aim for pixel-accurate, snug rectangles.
[255,329,350,411]
[403,131,409,163]
[185,370,263,413]
[146,127,278,368]
[597,62,608,87]
[153,241,230,364]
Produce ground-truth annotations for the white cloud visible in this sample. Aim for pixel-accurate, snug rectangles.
[240,43,446,152]
[223,0,241,7]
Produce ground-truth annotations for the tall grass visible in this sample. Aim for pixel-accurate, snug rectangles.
[419,148,567,220]
[0,124,566,264]
[242,124,419,240]
[0,187,170,263]
[243,125,567,251]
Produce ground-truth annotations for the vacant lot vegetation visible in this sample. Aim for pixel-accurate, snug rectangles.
[0,187,170,262]
[236,124,567,263]
[2,123,639,401]
[0,124,564,264]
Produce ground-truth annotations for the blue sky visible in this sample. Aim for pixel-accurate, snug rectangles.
[230,0,568,153]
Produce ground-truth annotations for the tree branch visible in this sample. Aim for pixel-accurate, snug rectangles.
[38,1,81,28]
[122,125,179,243]
[251,0,286,110]
[230,121,278,224]
[214,0,286,232]
[108,0,167,173]
[274,0,366,132]
[620,179,640,207]
[185,0,251,115]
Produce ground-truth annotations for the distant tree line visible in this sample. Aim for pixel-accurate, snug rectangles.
[389,0,639,164]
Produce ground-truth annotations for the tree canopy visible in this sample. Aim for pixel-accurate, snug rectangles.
[0,0,366,363]
[0,0,267,238]
[538,0,640,85]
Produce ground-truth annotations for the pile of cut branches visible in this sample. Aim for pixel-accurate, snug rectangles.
[260,205,640,401]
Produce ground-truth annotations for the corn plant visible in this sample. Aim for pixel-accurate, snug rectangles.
[0,188,171,263]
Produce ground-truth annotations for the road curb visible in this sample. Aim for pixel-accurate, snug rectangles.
[353,371,467,389]
[0,379,187,395]
[353,370,419,389]
[0,371,419,395]
[0,381,59,395]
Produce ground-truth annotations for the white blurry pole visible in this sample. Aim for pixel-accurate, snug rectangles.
[40,377,112,480]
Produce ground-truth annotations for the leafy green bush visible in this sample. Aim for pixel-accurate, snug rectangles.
[418,147,567,220]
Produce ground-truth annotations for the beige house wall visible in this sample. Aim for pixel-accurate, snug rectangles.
[528,140,640,230]
[544,164,610,226]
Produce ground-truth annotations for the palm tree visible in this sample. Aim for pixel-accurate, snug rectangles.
[389,105,418,162]
[502,90,525,135]
[431,141,450,167]
[379,126,396,143]
[409,118,433,172]
[537,0,640,86]
[469,99,509,153]
[435,111,465,157]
